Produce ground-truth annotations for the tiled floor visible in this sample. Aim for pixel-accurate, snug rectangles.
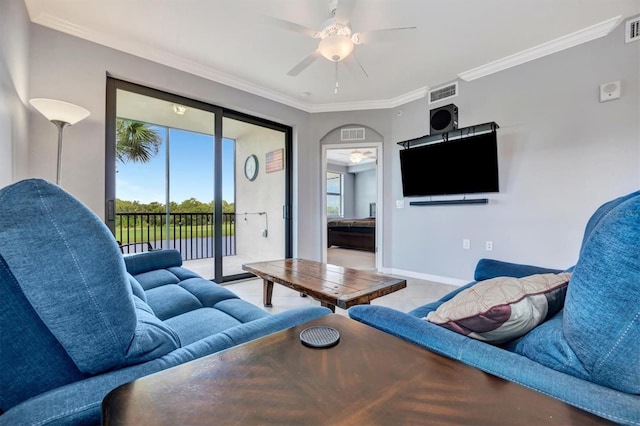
[218,248,457,316]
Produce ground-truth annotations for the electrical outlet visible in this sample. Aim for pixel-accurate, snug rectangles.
[463,239,470,250]
[485,241,493,251]
[396,200,405,209]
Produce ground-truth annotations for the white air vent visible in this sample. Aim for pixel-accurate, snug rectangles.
[429,81,458,104]
[341,127,365,141]
[626,17,640,43]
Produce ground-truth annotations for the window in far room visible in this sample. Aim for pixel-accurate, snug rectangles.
[327,172,343,217]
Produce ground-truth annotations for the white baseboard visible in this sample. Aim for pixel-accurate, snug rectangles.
[380,267,469,287]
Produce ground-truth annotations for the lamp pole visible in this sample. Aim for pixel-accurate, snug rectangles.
[52,120,70,186]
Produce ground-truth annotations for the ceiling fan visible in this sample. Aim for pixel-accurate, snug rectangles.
[265,0,416,93]
[350,149,375,164]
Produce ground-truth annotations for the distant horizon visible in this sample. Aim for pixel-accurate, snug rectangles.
[115,197,233,205]
[116,126,235,204]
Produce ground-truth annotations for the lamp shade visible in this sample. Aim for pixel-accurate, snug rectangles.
[30,98,90,125]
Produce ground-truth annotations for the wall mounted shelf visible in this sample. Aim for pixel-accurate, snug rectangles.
[398,122,499,149]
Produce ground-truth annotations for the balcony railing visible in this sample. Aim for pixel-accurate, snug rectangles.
[115,212,236,260]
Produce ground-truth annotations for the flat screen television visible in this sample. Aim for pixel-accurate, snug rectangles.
[400,131,499,197]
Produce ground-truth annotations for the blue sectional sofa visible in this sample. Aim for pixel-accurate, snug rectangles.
[350,190,640,425]
[0,179,330,425]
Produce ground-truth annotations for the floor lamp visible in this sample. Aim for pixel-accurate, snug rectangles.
[29,98,91,185]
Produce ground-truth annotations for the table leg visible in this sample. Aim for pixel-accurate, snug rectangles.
[320,301,336,313]
[263,279,274,307]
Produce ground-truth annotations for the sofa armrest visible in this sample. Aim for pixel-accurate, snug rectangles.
[123,249,183,276]
[474,258,564,281]
[348,305,639,425]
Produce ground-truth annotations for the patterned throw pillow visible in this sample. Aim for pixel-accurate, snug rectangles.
[425,273,571,344]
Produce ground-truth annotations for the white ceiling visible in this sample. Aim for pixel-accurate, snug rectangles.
[25,0,640,112]
[327,148,376,166]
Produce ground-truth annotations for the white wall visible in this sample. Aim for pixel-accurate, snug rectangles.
[354,169,376,218]
[27,24,321,260]
[0,0,30,187]
[389,22,640,281]
[235,125,286,261]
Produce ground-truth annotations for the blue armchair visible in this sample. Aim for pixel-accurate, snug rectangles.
[350,190,640,425]
[0,179,330,425]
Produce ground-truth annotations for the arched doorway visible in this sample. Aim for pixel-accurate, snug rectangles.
[320,125,384,271]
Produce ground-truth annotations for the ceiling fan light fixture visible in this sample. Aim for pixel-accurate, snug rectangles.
[319,34,354,62]
[350,150,363,163]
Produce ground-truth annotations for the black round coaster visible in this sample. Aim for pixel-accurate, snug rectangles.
[300,326,340,348]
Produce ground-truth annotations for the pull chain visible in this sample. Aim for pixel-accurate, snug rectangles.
[334,62,339,95]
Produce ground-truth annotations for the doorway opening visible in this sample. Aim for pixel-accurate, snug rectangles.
[321,142,383,271]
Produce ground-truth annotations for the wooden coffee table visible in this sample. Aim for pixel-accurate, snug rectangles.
[102,315,608,425]
[242,258,406,312]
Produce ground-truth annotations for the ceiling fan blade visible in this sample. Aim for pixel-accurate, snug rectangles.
[353,27,417,44]
[262,15,319,38]
[334,0,356,25]
[287,50,322,76]
[344,52,368,78]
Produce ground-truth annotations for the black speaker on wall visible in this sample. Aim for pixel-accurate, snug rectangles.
[429,104,458,135]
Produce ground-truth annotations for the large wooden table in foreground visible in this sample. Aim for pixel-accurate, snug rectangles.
[242,258,407,312]
[102,314,608,425]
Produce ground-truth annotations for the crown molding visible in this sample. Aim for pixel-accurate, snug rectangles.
[307,86,428,113]
[458,15,623,81]
[26,4,319,111]
[24,0,429,113]
[25,1,624,112]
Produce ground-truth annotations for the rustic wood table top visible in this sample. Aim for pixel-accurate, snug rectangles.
[103,315,608,425]
[242,258,407,311]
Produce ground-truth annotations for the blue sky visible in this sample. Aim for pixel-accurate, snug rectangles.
[116,127,236,204]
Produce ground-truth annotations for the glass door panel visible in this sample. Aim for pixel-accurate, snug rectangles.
[168,127,215,278]
[112,87,217,279]
[222,116,287,277]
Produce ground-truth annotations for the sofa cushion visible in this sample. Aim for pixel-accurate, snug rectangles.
[510,312,591,380]
[135,269,181,290]
[563,191,640,394]
[0,179,178,374]
[145,284,204,320]
[129,275,147,302]
[130,296,180,357]
[164,308,244,346]
[425,273,570,344]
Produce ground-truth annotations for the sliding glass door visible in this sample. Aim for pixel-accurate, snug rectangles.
[223,115,288,270]
[105,78,291,282]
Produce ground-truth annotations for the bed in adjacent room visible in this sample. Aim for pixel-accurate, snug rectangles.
[327,217,375,252]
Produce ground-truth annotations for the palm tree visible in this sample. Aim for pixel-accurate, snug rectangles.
[116,119,161,164]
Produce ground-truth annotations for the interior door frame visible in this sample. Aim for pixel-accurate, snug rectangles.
[105,76,292,282]
[321,142,383,271]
